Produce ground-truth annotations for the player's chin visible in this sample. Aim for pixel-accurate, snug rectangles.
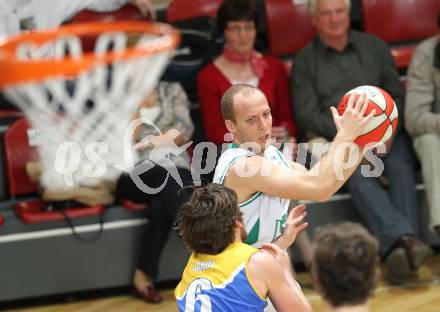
[258,134,271,145]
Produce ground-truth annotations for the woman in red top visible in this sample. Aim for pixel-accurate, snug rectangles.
[197,0,297,146]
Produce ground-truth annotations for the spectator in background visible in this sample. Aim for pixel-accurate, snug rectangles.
[291,0,432,285]
[116,81,194,304]
[405,11,440,236]
[311,222,379,312]
[197,0,297,147]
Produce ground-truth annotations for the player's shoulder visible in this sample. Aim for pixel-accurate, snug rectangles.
[248,249,283,279]
[236,151,266,164]
[214,147,259,182]
[217,146,255,164]
[227,153,267,177]
[227,146,288,177]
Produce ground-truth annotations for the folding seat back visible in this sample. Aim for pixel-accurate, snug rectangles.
[70,3,145,24]
[361,0,439,69]
[362,0,439,43]
[69,4,147,52]
[265,0,316,57]
[3,118,39,197]
[4,119,105,223]
[166,0,222,23]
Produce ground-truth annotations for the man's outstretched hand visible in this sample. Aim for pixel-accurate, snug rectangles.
[274,204,308,250]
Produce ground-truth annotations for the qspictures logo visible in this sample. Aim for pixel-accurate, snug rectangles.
[52,118,387,193]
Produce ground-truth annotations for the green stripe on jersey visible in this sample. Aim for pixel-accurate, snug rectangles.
[244,218,260,246]
[275,149,290,168]
[239,192,262,207]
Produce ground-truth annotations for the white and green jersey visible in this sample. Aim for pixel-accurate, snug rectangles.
[213,144,290,248]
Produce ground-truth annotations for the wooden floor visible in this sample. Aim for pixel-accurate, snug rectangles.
[8,253,440,312]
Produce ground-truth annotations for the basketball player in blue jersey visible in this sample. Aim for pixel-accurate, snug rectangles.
[213,83,374,249]
[175,183,312,312]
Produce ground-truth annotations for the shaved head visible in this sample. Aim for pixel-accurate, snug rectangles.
[221,83,262,122]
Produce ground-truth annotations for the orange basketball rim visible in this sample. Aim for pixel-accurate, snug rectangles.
[0,21,181,87]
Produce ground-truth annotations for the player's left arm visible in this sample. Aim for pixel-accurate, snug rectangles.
[252,244,312,312]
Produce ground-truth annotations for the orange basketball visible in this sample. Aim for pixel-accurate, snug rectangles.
[337,86,398,150]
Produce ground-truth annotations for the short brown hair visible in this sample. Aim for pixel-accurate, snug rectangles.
[217,0,258,33]
[220,83,259,122]
[311,222,379,307]
[176,183,241,254]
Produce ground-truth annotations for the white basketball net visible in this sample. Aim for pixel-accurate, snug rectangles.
[2,28,175,191]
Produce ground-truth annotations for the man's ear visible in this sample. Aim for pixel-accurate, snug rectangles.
[234,218,243,229]
[225,119,235,134]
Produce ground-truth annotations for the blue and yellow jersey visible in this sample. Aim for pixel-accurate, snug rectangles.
[175,242,267,312]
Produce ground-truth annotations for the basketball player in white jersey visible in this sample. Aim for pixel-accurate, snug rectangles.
[213,83,374,250]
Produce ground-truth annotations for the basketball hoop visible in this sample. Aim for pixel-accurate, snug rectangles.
[0,21,180,191]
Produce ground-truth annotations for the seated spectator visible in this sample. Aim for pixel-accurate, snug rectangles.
[291,0,432,284]
[175,183,312,312]
[405,11,440,236]
[115,81,194,304]
[311,222,379,311]
[197,0,297,147]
